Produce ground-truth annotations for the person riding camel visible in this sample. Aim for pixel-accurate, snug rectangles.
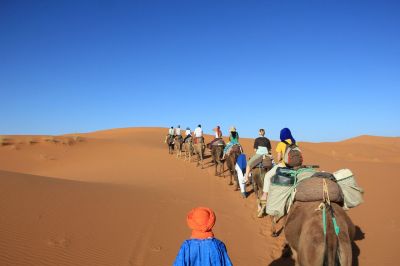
[168,126,175,136]
[175,125,182,136]
[165,126,175,143]
[223,126,240,158]
[173,207,233,266]
[243,129,272,183]
[175,125,183,142]
[209,125,224,148]
[257,127,297,217]
[183,127,192,143]
[193,124,204,145]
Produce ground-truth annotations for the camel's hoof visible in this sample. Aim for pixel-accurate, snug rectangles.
[271,232,279,238]
[228,182,233,186]
[282,244,292,258]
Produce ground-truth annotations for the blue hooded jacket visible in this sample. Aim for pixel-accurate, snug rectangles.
[173,238,233,266]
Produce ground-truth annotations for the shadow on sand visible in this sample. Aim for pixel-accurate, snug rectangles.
[352,225,365,266]
[269,244,295,266]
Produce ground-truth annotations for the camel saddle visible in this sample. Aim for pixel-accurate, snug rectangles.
[271,168,297,186]
[255,157,273,170]
[212,138,225,146]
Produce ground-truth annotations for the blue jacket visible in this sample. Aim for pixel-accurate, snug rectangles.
[173,238,233,266]
[236,154,247,174]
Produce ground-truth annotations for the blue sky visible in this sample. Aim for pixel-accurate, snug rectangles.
[0,0,399,141]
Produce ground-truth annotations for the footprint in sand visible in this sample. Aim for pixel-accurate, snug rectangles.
[151,246,162,252]
[39,154,57,160]
[46,237,71,248]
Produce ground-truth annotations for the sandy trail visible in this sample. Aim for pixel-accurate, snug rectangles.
[0,128,399,265]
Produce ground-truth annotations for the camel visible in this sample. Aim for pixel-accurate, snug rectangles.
[183,138,194,162]
[250,158,272,200]
[174,135,184,158]
[192,137,205,168]
[209,143,225,176]
[284,201,355,266]
[224,144,242,189]
[165,135,175,154]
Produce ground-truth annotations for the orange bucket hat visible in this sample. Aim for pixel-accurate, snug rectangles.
[187,207,216,239]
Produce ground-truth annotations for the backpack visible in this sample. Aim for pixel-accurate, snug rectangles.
[282,141,303,167]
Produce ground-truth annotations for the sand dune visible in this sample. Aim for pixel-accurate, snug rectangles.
[0,128,399,265]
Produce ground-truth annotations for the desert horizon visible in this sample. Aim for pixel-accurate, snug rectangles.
[1,127,399,265]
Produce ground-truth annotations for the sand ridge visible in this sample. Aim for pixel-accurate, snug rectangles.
[0,127,399,265]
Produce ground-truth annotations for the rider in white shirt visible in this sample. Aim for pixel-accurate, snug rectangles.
[183,127,192,143]
[194,124,203,138]
[168,126,174,136]
[175,125,182,136]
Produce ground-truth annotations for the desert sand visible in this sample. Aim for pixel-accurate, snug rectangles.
[0,128,399,266]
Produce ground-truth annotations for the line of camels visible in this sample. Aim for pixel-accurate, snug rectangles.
[166,134,363,266]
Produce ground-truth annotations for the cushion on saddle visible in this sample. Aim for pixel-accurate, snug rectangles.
[229,144,242,153]
[212,138,225,146]
[256,157,272,169]
[193,137,204,144]
[295,177,344,203]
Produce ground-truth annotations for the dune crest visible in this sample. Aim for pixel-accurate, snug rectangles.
[0,127,398,265]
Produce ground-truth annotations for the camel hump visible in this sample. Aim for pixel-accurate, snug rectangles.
[295,177,344,203]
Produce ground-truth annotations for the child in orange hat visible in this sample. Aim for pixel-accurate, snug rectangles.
[173,207,233,266]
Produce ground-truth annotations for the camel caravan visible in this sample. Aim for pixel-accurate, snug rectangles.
[165,125,364,266]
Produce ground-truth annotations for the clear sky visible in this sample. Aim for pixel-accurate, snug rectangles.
[1,0,399,141]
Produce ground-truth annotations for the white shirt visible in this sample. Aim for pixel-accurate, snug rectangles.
[185,129,191,136]
[168,128,174,135]
[175,128,181,136]
[194,127,203,137]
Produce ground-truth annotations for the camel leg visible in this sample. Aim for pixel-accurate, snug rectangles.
[271,216,278,237]
[233,172,239,191]
[228,170,233,185]
[200,151,204,169]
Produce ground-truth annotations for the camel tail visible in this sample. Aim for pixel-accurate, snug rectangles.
[323,206,340,266]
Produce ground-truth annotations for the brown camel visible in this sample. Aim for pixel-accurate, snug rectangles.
[183,138,193,162]
[210,143,225,176]
[174,135,183,158]
[284,201,355,266]
[224,144,242,189]
[165,135,175,154]
[250,157,272,200]
[193,137,205,168]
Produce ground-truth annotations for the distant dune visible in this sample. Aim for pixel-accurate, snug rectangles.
[0,127,399,265]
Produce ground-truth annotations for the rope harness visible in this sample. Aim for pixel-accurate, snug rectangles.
[315,179,341,265]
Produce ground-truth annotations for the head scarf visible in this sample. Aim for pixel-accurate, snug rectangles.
[280,128,296,144]
[187,207,216,239]
[229,126,236,132]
